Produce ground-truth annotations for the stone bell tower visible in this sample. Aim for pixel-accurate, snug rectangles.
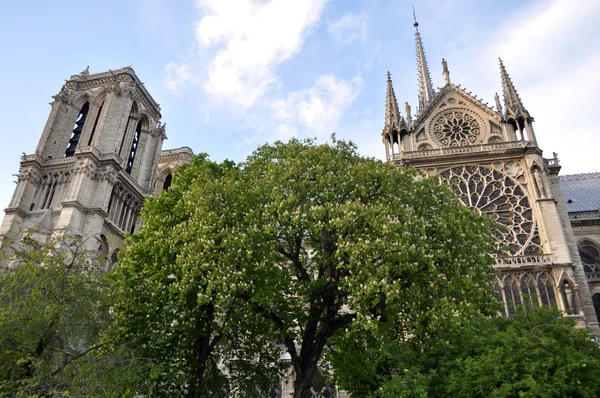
[1,67,167,257]
[382,15,599,334]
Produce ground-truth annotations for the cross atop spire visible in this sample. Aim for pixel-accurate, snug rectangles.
[413,9,434,114]
[385,71,401,128]
[499,58,529,119]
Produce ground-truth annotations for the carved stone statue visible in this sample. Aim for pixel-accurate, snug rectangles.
[494,92,503,113]
[405,102,412,122]
[442,58,450,84]
[51,85,69,104]
[533,167,548,199]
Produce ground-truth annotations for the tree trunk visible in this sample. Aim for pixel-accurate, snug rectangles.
[188,303,215,398]
[293,357,319,398]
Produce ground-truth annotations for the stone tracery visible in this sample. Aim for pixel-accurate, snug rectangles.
[433,110,481,147]
[438,165,543,256]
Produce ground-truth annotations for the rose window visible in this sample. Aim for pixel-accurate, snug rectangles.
[433,111,481,147]
[438,166,543,256]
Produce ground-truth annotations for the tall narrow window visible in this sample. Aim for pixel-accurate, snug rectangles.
[119,104,136,157]
[538,274,556,307]
[520,275,538,309]
[65,102,89,157]
[492,282,506,317]
[87,101,104,146]
[503,276,521,316]
[126,120,142,174]
[163,174,172,192]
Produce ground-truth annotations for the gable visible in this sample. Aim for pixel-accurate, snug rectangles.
[412,85,504,150]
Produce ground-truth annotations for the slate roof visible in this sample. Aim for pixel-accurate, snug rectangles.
[559,173,600,213]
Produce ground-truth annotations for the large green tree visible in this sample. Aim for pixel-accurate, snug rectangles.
[235,138,498,396]
[0,232,110,397]
[111,138,499,398]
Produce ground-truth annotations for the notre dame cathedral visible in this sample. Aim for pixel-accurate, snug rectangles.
[381,17,600,338]
[1,13,600,363]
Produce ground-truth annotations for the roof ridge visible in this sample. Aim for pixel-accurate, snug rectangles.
[560,172,600,181]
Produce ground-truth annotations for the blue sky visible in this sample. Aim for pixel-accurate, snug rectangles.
[1,0,599,210]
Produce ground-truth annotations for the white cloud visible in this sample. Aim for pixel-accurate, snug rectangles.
[270,74,364,140]
[328,12,368,46]
[490,0,600,81]
[486,0,600,174]
[164,61,200,95]
[442,0,600,174]
[195,0,328,110]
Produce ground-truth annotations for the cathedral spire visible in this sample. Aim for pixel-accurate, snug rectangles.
[499,58,527,117]
[413,8,434,113]
[385,71,401,128]
[498,58,536,143]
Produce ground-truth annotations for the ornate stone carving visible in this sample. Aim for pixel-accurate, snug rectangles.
[52,85,70,104]
[433,110,482,147]
[438,165,543,256]
[152,121,167,138]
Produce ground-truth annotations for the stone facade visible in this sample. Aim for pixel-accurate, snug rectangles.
[559,173,600,322]
[383,16,600,335]
[0,67,192,268]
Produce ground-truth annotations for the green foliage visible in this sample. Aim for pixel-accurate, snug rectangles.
[1,138,500,397]
[445,307,600,398]
[335,306,600,398]
[238,138,499,396]
[109,154,281,397]
[0,232,110,397]
[109,137,500,397]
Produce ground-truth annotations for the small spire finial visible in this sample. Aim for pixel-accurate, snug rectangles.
[386,71,391,81]
[413,6,418,27]
[413,7,434,113]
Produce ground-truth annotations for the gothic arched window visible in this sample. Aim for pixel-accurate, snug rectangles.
[126,119,142,174]
[65,102,89,157]
[537,273,557,307]
[87,100,104,146]
[119,103,138,157]
[163,174,173,192]
[579,243,600,282]
[503,275,521,316]
[520,275,538,309]
[492,281,506,317]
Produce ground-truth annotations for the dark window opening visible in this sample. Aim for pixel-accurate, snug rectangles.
[87,101,104,146]
[119,105,136,157]
[126,120,142,174]
[593,293,600,323]
[580,244,600,281]
[163,174,172,192]
[65,102,89,157]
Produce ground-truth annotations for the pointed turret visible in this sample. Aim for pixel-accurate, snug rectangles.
[498,58,537,143]
[385,71,402,129]
[382,72,409,161]
[413,9,434,113]
[499,58,530,119]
